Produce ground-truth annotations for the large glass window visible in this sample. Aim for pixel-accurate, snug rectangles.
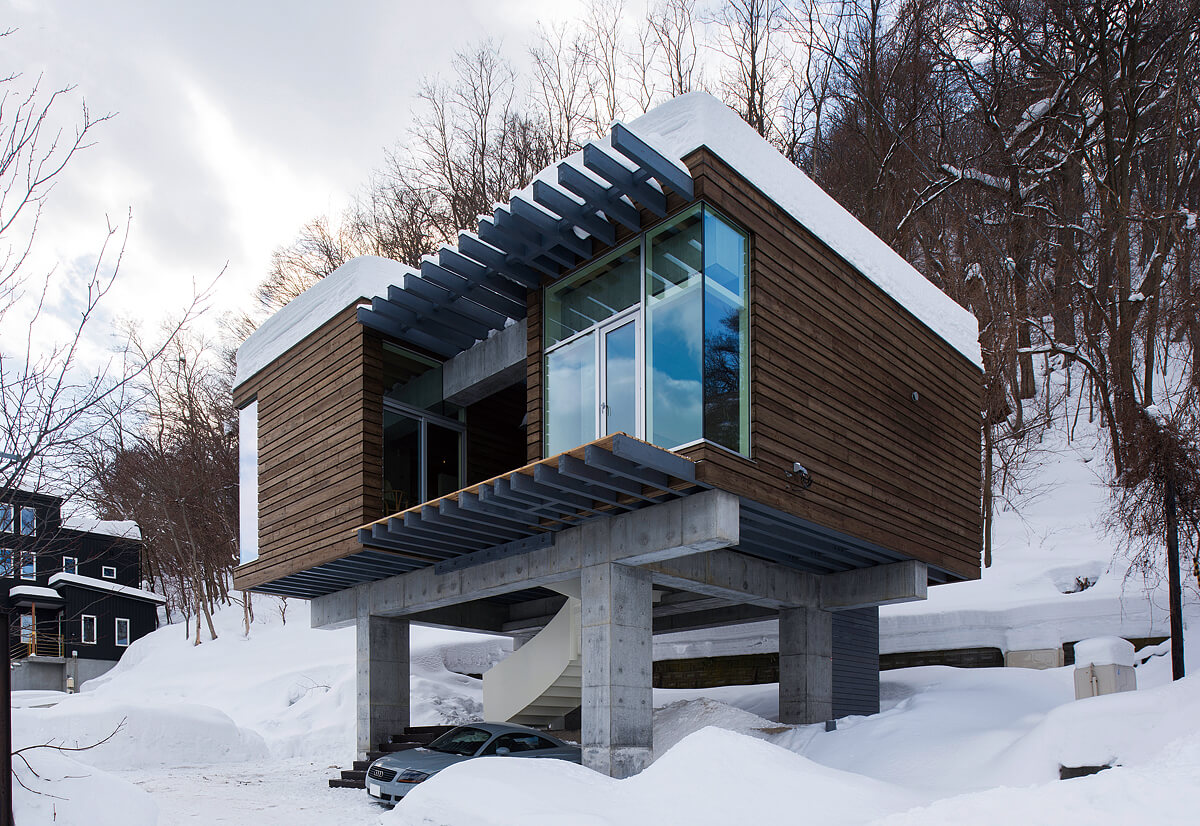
[545,243,640,346]
[20,549,35,580]
[545,334,596,456]
[702,208,750,455]
[543,203,750,457]
[646,206,704,449]
[381,344,465,512]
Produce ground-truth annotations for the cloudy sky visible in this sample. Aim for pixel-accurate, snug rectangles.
[3,0,586,357]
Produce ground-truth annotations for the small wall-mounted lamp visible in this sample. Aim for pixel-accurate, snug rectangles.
[911,391,920,403]
[787,462,813,490]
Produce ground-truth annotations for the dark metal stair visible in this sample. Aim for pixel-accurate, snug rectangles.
[328,725,456,790]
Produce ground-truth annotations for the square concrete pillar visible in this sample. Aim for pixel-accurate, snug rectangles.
[357,614,410,758]
[582,561,653,778]
[779,606,833,724]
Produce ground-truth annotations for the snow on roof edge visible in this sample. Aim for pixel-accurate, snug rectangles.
[236,95,980,379]
[49,572,167,604]
[61,516,142,541]
[625,92,982,368]
[234,256,416,391]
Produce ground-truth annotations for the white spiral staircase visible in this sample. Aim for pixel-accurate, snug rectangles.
[482,584,582,727]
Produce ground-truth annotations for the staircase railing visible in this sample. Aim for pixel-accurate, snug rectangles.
[10,632,64,660]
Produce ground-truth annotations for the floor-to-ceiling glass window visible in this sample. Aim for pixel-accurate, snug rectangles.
[702,207,750,455]
[543,203,749,457]
[646,205,703,449]
[545,243,641,456]
[381,344,464,513]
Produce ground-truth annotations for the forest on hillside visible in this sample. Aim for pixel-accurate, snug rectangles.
[80,0,1200,629]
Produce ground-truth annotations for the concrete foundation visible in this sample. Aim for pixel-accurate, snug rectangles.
[357,614,410,757]
[10,656,118,692]
[778,607,833,724]
[582,561,653,779]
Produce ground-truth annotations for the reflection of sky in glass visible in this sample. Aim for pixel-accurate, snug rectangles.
[702,209,749,454]
[545,245,640,346]
[648,208,703,448]
[546,334,596,455]
[605,321,637,436]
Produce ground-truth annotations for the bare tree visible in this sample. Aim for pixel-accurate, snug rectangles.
[649,0,702,98]
[706,0,789,139]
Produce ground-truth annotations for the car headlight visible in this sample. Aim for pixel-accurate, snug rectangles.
[396,769,431,784]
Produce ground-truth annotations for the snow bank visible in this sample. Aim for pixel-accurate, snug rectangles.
[653,697,778,756]
[12,748,157,826]
[1073,636,1136,667]
[873,730,1200,826]
[387,727,917,826]
[13,699,269,769]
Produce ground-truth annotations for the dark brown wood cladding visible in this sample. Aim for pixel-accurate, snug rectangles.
[678,148,982,580]
[233,304,384,591]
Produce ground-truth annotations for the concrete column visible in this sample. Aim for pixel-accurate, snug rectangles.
[582,561,653,779]
[778,606,833,724]
[357,614,410,758]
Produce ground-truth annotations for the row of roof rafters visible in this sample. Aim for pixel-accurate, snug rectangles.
[356,123,695,359]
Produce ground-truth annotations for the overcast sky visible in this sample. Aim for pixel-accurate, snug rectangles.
[3,0,586,358]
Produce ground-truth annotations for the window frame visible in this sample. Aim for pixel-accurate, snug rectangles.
[542,202,752,458]
[20,549,36,580]
[0,547,12,577]
[81,614,97,645]
[62,556,78,575]
[114,617,131,647]
[101,565,117,580]
[18,505,36,536]
[0,503,12,533]
[381,398,467,510]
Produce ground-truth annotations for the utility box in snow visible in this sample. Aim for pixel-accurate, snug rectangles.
[1073,637,1137,700]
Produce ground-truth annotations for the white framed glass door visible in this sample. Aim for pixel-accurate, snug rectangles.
[599,314,641,439]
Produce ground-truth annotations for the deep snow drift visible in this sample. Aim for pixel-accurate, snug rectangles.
[12,424,1200,824]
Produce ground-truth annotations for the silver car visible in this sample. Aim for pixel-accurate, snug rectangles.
[365,722,582,804]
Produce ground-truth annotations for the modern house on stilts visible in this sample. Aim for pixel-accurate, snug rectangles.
[232,92,983,779]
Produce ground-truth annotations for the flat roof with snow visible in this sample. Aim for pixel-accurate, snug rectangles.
[236,93,980,391]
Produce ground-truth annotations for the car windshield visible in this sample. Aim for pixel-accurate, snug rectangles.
[427,727,493,756]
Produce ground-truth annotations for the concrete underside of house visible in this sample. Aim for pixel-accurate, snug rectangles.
[309,489,929,778]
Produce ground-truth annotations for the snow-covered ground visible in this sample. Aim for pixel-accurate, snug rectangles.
[12,428,1200,824]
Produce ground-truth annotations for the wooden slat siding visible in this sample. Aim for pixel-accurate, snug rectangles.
[832,607,880,718]
[233,304,382,591]
[682,148,982,581]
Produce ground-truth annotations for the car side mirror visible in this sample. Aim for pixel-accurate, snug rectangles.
[495,746,511,756]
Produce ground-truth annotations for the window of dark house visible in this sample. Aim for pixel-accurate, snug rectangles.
[81,615,97,644]
[19,506,36,536]
[101,565,117,579]
[0,503,12,533]
[115,618,131,647]
[0,547,13,577]
[63,556,78,575]
[20,549,35,580]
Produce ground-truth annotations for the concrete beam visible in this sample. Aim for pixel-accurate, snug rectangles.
[645,554,927,613]
[644,548,820,609]
[442,318,527,406]
[310,489,740,628]
[819,560,926,610]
